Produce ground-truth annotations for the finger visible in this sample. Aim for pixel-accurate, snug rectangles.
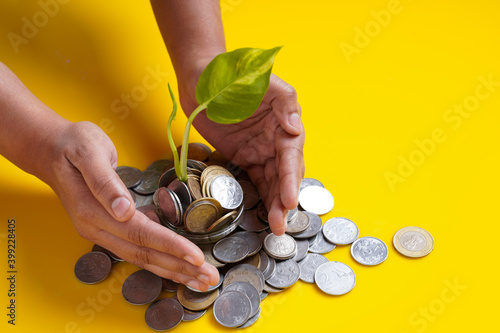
[93,229,219,288]
[266,74,302,136]
[275,127,305,209]
[68,124,135,222]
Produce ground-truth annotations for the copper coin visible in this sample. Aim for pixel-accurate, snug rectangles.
[116,166,143,189]
[157,187,181,226]
[177,142,211,162]
[158,167,177,188]
[144,210,161,224]
[145,298,184,331]
[161,278,179,292]
[74,252,112,284]
[239,208,269,232]
[167,179,192,209]
[187,177,203,201]
[238,180,260,210]
[207,150,228,166]
[122,269,162,305]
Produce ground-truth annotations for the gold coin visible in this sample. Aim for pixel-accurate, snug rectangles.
[201,165,233,186]
[198,244,225,268]
[187,177,203,201]
[184,199,222,233]
[393,226,434,258]
[177,284,219,311]
[206,210,238,232]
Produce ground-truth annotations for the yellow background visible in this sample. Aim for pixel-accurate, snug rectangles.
[1,0,499,332]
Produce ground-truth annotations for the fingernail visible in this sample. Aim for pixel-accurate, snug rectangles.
[187,279,200,290]
[112,197,131,219]
[183,256,197,266]
[288,113,301,133]
[197,274,210,284]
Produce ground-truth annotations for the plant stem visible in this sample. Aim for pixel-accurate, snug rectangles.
[178,103,208,182]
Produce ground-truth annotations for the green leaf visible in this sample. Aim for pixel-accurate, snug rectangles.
[195,47,281,124]
[166,84,183,181]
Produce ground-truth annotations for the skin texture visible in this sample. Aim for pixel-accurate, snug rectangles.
[0,0,304,290]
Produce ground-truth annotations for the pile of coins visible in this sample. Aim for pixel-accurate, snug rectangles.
[74,143,435,330]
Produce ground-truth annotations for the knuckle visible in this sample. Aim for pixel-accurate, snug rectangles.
[127,220,151,248]
[133,247,153,267]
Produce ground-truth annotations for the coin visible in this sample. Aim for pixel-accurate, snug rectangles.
[134,170,161,195]
[288,207,298,221]
[210,175,244,210]
[350,236,388,265]
[74,252,112,284]
[184,199,221,233]
[291,212,323,239]
[263,283,284,293]
[213,290,252,328]
[260,291,268,300]
[122,269,162,305]
[222,264,265,294]
[158,167,177,188]
[91,244,111,258]
[145,298,184,331]
[291,239,309,262]
[157,187,181,226]
[298,185,334,215]
[238,180,260,210]
[237,307,261,328]
[116,166,143,189]
[167,179,192,209]
[258,250,270,274]
[134,192,153,207]
[147,159,174,173]
[263,233,297,260]
[286,211,311,234]
[206,210,238,232]
[128,189,137,206]
[262,255,276,280]
[186,271,223,293]
[161,278,179,292]
[393,226,434,258]
[256,201,268,223]
[187,177,203,201]
[177,284,219,311]
[239,208,269,232]
[308,230,336,254]
[183,142,212,162]
[213,236,250,263]
[298,253,329,283]
[322,217,359,245]
[231,231,262,256]
[266,259,301,289]
[223,281,261,317]
[314,261,356,295]
[182,308,206,322]
[144,210,161,224]
[299,177,325,192]
[198,243,225,268]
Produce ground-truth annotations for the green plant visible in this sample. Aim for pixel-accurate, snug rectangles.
[167,47,281,182]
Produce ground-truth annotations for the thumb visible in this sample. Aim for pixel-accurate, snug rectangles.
[267,75,303,136]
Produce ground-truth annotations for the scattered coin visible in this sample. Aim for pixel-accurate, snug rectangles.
[239,208,269,232]
[263,283,284,293]
[74,252,112,284]
[259,291,268,300]
[231,231,262,256]
[213,237,250,263]
[134,170,161,195]
[213,290,252,328]
[298,185,334,215]
[298,253,329,283]
[351,236,388,265]
[266,259,301,289]
[182,308,207,322]
[134,192,154,208]
[223,281,261,317]
[262,255,276,280]
[147,159,174,173]
[263,233,297,260]
[122,270,162,305]
[237,307,261,328]
[256,201,268,223]
[116,166,143,189]
[198,243,225,268]
[161,278,179,292]
[299,178,325,192]
[322,217,359,245]
[286,211,311,234]
[291,239,309,262]
[393,226,434,258]
[308,230,336,254]
[145,298,184,331]
[291,212,323,239]
[187,271,224,293]
[222,264,265,294]
[177,284,219,311]
[314,261,356,295]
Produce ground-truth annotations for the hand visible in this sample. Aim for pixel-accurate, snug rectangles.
[178,59,305,235]
[46,121,219,290]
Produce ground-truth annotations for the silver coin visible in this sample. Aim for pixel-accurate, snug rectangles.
[128,189,137,206]
[322,217,359,245]
[223,281,261,317]
[291,239,309,262]
[258,250,270,274]
[134,192,153,208]
[291,212,322,239]
[298,185,334,215]
[350,236,388,265]
[286,211,310,234]
[308,230,336,254]
[263,233,297,260]
[213,237,250,263]
[187,271,224,293]
[298,253,329,283]
[182,308,206,322]
[198,243,225,268]
[134,170,161,195]
[158,167,177,188]
[288,207,298,221]
[265,259,301,289]
[263,255,276,280]
[147,159,174,173]
[213,290,252,328]
[145,298,184,330]
[239,208,269,232]
[314,261,356,295]
[237,307,261,329]
[167,179,192,209]
[263,283,285,293]
[259,291,268,300]
[210,175,244,210]
[299,177,325,192]
[222,264,265,294]
[231,231,262,257]
[116,166,143,189]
